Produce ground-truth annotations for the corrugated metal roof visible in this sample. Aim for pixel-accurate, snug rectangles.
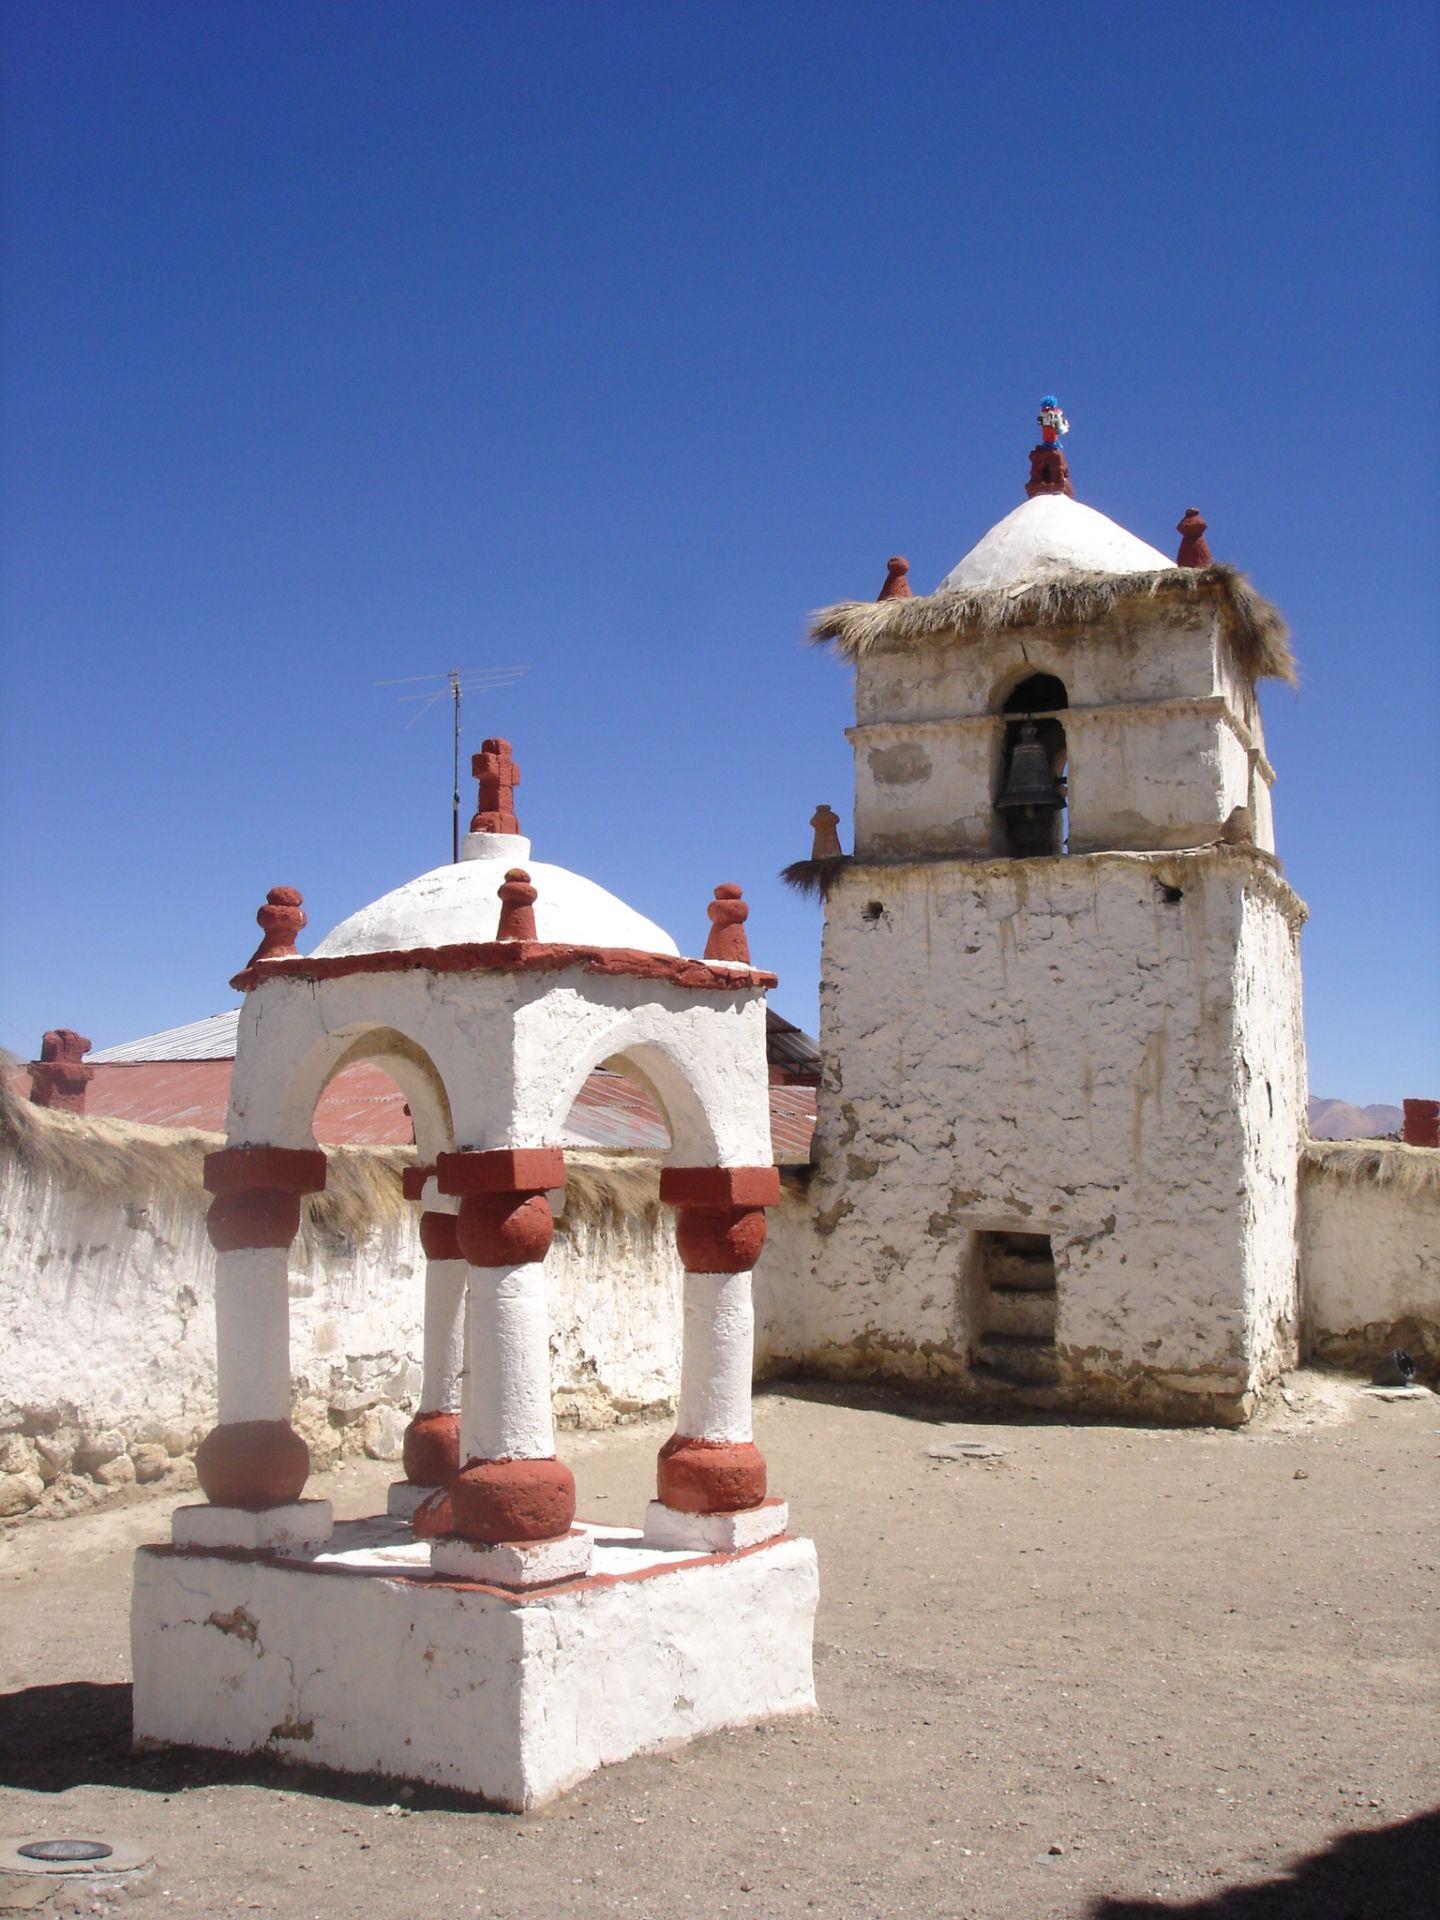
[77,1006,820,1162]
[90,1011,242,1063]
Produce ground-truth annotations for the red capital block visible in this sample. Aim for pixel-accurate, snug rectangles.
[206,1188,303,1252]
[436,1146,566,1196]
[659,1165,781,1209]
[203,1145,328,1197]
[1402,1099,1439,1149]
[419,1211,462,1261]
[402,1164,436,1202]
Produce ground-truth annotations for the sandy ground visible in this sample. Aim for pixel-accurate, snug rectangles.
[1,1375,1437,1919]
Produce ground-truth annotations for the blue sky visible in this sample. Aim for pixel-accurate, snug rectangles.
[2,1,1436,1102]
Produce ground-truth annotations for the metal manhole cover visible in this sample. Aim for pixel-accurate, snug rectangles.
[17,1840,114,1864]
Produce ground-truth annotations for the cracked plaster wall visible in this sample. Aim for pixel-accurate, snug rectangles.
[797,848,1307,1421]
[1300,1161,1440,1372]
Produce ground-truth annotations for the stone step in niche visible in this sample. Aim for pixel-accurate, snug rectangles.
[982,1287,1057,1342]
[972,1332,1061,1388]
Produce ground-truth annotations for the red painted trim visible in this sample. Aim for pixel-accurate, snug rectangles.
[659,1165,781,1208]
[437,1146,565,1195]
[195,1420,309,1508]
[207,1189,303,1252]
[456,1191,554,1266]
[657,1434,767,1513]
[403,1410,461,1487]
[230,942,777,995]
[203,1145,328,1196]
[418,1211,462,1261]
[1402,1099,1439,1149]
[451,1455,576,1543]
[402,1164,436,1202]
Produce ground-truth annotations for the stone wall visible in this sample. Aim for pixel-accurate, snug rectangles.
[1300,1143,1440,1372]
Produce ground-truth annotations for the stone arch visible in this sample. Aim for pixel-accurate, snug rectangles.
[230,1009,454,1160]
[534,1010,727,1167]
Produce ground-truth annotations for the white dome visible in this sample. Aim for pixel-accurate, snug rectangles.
[313,834,679,959]
[937,492,1171,593]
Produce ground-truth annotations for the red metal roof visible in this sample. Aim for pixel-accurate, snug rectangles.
[64,1059,816,1163]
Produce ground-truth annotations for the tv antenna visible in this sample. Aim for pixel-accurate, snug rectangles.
[375,665,531,862]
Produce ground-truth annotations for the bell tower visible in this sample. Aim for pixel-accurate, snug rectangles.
[794,406,1308,1426]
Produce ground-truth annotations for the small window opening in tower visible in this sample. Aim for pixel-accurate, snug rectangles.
[996,673,1068,857]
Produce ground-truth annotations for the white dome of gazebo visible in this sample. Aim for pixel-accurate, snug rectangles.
[314,833,678,960]
[937,490,1170,593]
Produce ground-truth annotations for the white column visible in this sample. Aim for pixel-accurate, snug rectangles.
[676,1270,755,1442]
[214,1246,292,1424]
[421,1259,467,1414]
[460,1263,555,1462]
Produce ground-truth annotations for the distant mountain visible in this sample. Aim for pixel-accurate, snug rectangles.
[1307,1097,1403,1141]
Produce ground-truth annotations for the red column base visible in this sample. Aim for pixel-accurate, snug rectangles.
[450,1456,576,1543]
[402,1409,461,1487]
[657,1435,767,1514]
[195,1420,310,1510]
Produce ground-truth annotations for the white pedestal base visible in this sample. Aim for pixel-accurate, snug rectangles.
[132,1515,818,1811]
[171,1500,334,1553]
[430,1527,592,1588]
[386,1481,439,1519]
[642,1496,789,1552]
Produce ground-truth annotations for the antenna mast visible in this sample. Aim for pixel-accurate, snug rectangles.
[375,665,531,861]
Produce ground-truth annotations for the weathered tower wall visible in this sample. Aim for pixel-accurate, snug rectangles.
[796,846,1307,1424]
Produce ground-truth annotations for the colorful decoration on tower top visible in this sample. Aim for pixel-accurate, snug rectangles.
[1037,396,1069,447]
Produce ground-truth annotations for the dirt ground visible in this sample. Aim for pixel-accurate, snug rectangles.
[1,1374,1437,1920]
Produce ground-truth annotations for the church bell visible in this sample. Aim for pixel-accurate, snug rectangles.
[996,720,1065,814]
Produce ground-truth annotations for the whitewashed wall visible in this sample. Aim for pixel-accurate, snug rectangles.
[0,1150,688,1520]
[1300,1149,1440,1370]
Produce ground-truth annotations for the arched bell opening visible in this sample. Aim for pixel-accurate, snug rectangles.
[995,672,1069,857]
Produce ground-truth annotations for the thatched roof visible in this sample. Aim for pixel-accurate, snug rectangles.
[810,563,1296,686]
[1301,1138,1440,1197]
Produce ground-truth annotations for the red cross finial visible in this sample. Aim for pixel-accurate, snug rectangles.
[704,883,751,964]
[1176,507,1212,568]
[878,556,913,601]
[496,867,538,941]
[470,738,521,835]
[246,887,306,967]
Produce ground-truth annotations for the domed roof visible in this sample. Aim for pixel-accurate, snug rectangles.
[313,832,679,960]
[937,491,1171,593]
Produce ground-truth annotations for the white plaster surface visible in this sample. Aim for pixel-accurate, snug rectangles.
[131,1520,819,1810]
[420,1256,466,1413]
[937,493,1171,592]
[226,965,773,1170]
[214,1247,292,1424]
[676,1270,755,1441]
[171,1499,333,1552]
[1300,1156,1440,1359]
[312,855,679,959]
[462,1263,557,1461]
[386,1481,436,1519]
[801,850,1307,1415]
[642,1497,788,1552]
[430,1527,593,1587]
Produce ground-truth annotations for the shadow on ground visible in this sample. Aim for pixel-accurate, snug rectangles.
[1090,1808,1440,1919]
[0,1681,490,1813]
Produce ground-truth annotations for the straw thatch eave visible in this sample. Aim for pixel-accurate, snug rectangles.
[810,563,1296,687]
[1300,1138,1440,1197]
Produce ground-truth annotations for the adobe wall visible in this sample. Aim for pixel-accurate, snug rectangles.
[796,846,1307,1423]
[0,1143,689,1522]
[1299,1144,1440,1371]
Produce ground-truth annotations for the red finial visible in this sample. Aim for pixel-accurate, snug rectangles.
[28,1029,94,1112]
[878,556,913,601]
[704,883,751,964]
[246,887,306,967]
[1176,507,1212,568]
[496,867,538,941]
[471,738,521,836]
[810,804,843,859]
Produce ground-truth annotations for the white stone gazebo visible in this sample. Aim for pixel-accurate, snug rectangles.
[132,740,818,1810]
